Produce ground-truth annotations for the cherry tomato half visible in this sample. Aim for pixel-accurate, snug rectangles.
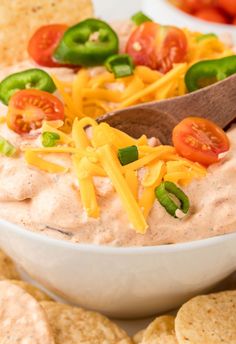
[28,24,68,67]
[195,7,228,24]
[126,22,187,73]
[7,89,64,134]
[172,117,230,166]
[217,0,236,16]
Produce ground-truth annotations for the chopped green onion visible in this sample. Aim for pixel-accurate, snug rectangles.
[155,181,190,218]
[105,54,134,78]
[131,11,152,25]
[0,136,16,157]
[42,132,60,147]
[196,33,217,42]
[118,145,138,165]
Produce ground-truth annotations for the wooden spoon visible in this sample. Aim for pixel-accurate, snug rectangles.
[98,74,236,145]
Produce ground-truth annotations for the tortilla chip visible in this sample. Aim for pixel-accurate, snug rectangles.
[133,329,144,344]
[5,280,51,302]
[175,291,236,344]
[0,281,54,343]
[40,301,132,344]
[0,249,20,280]
[0,0,93,66]
[141,315,178,344]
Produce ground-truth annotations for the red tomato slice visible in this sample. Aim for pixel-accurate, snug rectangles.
[172,117,230,166]
[217,0,236,16]
[7,89,64,134]
[28,24,69,67]
[126,22,187,73]
[195,7,228,24]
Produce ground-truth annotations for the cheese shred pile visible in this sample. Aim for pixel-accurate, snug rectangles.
[52,30,233,132]
[23,117,206,234]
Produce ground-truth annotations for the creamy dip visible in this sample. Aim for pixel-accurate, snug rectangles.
[0,121,236,246]
[0,109,235,246]
[0,23,235,246]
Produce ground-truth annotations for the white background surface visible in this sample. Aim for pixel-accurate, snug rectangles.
[93,0,142,20]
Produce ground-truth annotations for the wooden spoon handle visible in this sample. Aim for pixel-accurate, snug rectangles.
[99,74,236,145]
[147,73,236,128]
[100,106,177,144]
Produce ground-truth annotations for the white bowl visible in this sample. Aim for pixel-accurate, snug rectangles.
[0,218,236,319]
[142,0,236,43]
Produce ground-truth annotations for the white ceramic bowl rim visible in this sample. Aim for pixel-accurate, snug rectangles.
[1,218,236,255]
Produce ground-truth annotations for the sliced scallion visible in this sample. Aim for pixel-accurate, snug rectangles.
[155,181,190,218]
[105,54,134,78]
[0,136,16,157]
[118,145,138,165]
[131,11,152,26]
[196,33,217,42]
[42,132,60,147]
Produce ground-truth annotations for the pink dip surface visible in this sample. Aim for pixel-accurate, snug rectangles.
[0,118,235,247]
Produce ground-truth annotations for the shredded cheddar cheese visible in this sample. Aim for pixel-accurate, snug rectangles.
[72,69,89,115]
[72,117,96,149]
[97,144,148,234]
[123,146,176,171]
[23,117,207,233]
[88,72,115,88]
[72,117,100,218]
[142,160,166,187]
[91,122,147,149]
[73,155,100,218]
[49,30,233,125]
[23,147,80,154]
[139,161,167,218]
[24,151,68,174]
[121,75,145,100]
[135,66,162,83]
[119,63,188,108]
[125,170,138,200]
[42,122,73,146]
[52,75,82,133]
